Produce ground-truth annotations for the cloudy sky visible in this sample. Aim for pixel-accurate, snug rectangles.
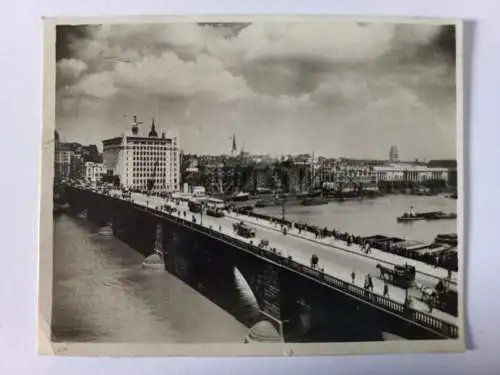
[55,21,457,160]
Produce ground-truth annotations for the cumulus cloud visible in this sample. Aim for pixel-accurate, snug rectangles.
[55,21,456,160]
[56,58,88,88]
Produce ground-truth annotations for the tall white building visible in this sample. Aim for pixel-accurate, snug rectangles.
[102,115,180,194]
[85,162,104,184]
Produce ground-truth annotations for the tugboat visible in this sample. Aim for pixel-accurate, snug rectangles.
[397,206,422,222]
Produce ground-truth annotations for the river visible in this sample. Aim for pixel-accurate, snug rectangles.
[255,194,457,243]
[51,214,252,343]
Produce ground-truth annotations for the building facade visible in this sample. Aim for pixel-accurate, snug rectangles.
[85,162,104,184]
[428,159,458,187]
[54,143,73,180]
[320,163,378,192]
[373,164,449,185]
[102,116,180,194]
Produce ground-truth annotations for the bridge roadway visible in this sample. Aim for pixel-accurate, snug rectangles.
[124,191,458,327]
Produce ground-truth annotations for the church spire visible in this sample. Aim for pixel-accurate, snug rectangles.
[231,133,237,156]
[148,117,158,137]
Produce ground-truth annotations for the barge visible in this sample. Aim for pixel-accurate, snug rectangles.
[397,206,457,222]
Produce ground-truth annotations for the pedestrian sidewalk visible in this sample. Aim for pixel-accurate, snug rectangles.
[226,212,457,285]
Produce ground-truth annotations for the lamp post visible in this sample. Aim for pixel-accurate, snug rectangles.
[200,201,204,226]
[280,161,290,229]
[281,192,286,225]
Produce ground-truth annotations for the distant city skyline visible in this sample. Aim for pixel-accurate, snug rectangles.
[55,21,457,160]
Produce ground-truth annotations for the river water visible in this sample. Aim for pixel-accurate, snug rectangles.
[51,194,457,343]
[51,214,252,343]
[256,194,458,243]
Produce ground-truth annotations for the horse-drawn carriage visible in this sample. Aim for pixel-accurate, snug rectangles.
[376,263,416,289]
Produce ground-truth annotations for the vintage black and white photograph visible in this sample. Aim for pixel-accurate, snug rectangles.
[40,16,464,356]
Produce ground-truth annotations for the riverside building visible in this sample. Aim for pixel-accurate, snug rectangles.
[102,115,180,194]
[85,162,104,184]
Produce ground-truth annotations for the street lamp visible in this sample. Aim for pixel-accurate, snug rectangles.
[280,162,290,228]
[281,192,286,224]
[200,201,204,226]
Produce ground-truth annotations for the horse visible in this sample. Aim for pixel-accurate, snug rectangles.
[376,263,393,280]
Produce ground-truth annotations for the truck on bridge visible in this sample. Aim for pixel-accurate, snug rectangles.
[233,221,256,238]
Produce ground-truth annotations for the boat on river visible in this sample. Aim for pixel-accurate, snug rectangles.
[397,206,457,222]
[300,197,328,206]
[397,211,457,222]
[434,233,458,247]
[255,198,282,207]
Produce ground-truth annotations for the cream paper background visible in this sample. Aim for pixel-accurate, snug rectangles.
[37,15,466,357]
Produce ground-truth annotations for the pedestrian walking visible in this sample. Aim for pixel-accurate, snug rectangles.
[351,270,356,284]
[368,274,374,292]
[383,282,389,297]
[404,296,413,309]
[428,297,435,313]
